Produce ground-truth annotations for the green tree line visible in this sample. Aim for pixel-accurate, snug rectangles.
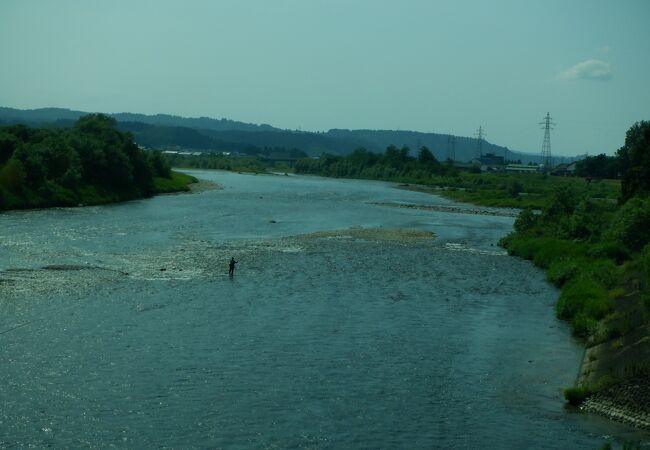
[163,153,269,173]
[294,145,457,181]
[573,121,650,184]
[0,114,174,211]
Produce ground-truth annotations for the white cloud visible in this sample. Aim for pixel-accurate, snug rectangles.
[556,59,612,81]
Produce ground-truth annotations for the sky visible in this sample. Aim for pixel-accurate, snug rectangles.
[1,0,649,156]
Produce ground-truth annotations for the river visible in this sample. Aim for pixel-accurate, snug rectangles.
[0,170,644,448]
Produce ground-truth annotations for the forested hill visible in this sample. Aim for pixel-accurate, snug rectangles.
[0,107,277,133]
[0,106,538,162]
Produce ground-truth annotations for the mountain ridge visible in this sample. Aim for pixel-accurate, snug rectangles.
[0,106,554,163]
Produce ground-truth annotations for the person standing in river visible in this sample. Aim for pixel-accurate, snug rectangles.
[228,257,238,277]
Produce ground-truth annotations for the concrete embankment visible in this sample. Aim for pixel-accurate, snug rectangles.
[581,377,650,429]
[577,306,650,429]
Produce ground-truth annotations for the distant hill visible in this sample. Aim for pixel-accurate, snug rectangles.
[0,107,278,133]
[0,106,551,163]
[111,112,278,133]
[116,121,257,154]
[0,107,86,123]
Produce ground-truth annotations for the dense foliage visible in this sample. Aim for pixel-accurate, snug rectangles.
[295,145,621,209]
[574,153,620,179]
[0,114,175,210]
[618,120,650,200]
[500,121,650,345]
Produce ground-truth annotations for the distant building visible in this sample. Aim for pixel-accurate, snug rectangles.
[477,153,505,166]
[161,150,204,156]
[470,153,505,172]
[505,163,540,173]
[551,162,578,176]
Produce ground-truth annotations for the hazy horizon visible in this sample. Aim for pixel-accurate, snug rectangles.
[1,0,649,156]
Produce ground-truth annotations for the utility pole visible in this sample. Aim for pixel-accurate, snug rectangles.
[539,112,555,172]
[474,126,485,159]
[447,135,456,161]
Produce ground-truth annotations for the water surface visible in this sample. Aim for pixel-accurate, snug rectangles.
[0,171,643,448]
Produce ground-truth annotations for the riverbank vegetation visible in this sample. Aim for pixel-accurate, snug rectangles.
[498,121,650,406]
[293,146,620,209]
[0,115,195,211]
[163,152,269,174]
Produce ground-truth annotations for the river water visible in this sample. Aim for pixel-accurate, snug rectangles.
[0,170,644,448]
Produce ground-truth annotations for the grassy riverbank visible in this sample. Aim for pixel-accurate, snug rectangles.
[153,171,198,194]
[402,173,619,209]
[496,122,650,429]
[500,193,650,429]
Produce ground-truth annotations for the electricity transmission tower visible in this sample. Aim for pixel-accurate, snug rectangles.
[540,112,555,172]
[474,126,486,159]
[447,135,456,161]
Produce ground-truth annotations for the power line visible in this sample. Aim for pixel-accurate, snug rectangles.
[447,135,456,161]
[539,112,555,171]
[474,126,486,158]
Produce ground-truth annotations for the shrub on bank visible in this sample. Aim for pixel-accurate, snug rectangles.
[571,312,600,337]
[605,197,650,252]
[502,236,588,269]
[582,259,621,289]
[513,207,537,233]
[547,258,583,287]
[531,239,588,269]
[563,385,595,405]
[153,171,197,193]
[587,240,631,263]
[501,232,621,336]
[500,235,545,260]
[556,277,611,324]
[548,256,622,289]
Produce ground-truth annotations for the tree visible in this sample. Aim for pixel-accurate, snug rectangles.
[13,144,47,187]
[546,186,580,217]
[618,121,650,201]
[382,145,411,169]
[605,197,650,252]
[417,146,435,164]
[0,131,18,164]
[0,158,26,193]
[575,154,620,179]
[148,150,171,178]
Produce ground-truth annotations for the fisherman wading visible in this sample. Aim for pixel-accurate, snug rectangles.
[228,257,238,277]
